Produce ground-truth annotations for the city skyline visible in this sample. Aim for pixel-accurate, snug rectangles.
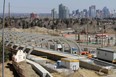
[0,0,116,13]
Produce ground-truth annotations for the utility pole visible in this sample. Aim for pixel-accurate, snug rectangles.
[2,0,6,77]
[115,30,116,46]
[87,25,89,45]
[114,27,116,46]
[101,25,104,48]
[75,30,77,40]
[8,2,10,27]
[8,2,10,18]
[53,9,54,27]
[52,8,55,30]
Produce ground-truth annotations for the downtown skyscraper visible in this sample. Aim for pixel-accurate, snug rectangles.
[51,8,57,19]
[57,4,112,19]
[102,7,110,18]
[59,4,70,19]
[89,5,96,18]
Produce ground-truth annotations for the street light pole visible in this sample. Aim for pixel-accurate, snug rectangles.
[101,25,104,48]
[75,30,77,40]
[114,27,116,46]
[87,25,88,45]
[2,0,6,77]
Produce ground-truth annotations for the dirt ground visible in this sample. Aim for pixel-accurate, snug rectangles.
[0,62,116,77]
[51,68,101,77]
[72,68,100,77]
[51,73,65,77]
[17,62,40,77]
[8,27,61,36]
[51,68,116,77]
[0,61,19,77]
[0,61,40,77]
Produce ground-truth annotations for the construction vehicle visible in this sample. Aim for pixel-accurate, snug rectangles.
[80,48,93,58]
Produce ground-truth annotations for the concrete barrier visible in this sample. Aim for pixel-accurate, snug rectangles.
[41,64,58,73]
[26,59,53,77]
[31,64,48,77]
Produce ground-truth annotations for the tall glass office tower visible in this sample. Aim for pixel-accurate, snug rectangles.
[89,5,96,18]
[59,4,69,19]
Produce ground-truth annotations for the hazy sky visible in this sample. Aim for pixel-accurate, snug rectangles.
[0,0,116,13]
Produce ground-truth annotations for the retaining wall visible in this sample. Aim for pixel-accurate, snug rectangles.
[80,61,112,74]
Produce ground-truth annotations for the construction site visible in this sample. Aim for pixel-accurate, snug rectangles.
[0,27,116,77]
[1,0,116,76]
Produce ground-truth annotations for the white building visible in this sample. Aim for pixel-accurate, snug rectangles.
[97,48,116,63]
[12,50,26,63]
[61,58,79,71]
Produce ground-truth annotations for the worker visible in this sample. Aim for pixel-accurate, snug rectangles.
[54,65,57,69]
[87,54,93,59]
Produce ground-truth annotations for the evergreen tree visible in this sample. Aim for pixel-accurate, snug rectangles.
[0,41,10,63]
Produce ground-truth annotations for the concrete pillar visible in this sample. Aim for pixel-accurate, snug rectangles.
[35,41,37,47]
[54,42,57,51]
[62,44,64,52]
[71,48,73,54]
[15,46,20,50]
[27,47,34,57]
[22,47,27,51]
[11,44,14,49]
[48,42,50,49]
[37,41,40,47]
[41,43,42,48]
[6,41,10,46]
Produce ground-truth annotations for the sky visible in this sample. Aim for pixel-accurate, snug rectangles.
[0,0,116,13]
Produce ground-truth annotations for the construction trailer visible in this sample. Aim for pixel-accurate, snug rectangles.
[97,48,116,63]
[61,58,79,71]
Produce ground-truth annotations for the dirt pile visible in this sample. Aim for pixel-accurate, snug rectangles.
[14,61,40,77]
[72,68,100,77]
[7,27,61,36]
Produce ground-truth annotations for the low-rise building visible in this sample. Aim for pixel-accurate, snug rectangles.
[61,58,79,71]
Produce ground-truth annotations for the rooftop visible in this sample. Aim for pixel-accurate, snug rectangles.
[97,46,116,53]
[61,58,79,62]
